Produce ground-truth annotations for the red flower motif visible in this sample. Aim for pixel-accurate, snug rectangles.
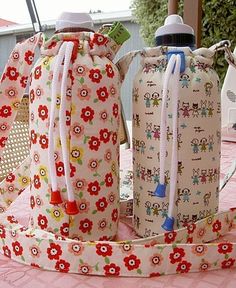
[56,161,65,177]
[111,208,118,222]
[87,180,101,195]
[0,105,12,118]
[33,175,41,189]
[37,214,48,229]
[81,106,94,122]
[30,129,37,144]
[169,247,185,264]
[106,64,115,78]
[24,50,34,65]
[70,163,76,177]
[88,136,101,151]
[93,34,108,46]
[150,272,161,277]
[96,197,108,212]
[20,76,28,88]
[79,218,93,233]
[176,260,192,273]
[47,243,62,260]
[124,254,141,271]
[164,231,177,244]
[3,245,11,258]
[104,263,120,276]
[96,86,109,102]
[30,195,35,209]
[89,68,102,83]
[212,220,222,233]
[39,134,48,149]
[0,225,6,239]
[99,128,111,143]
[29,89,35,103]
[105,172,113,187]
[218,242,233,254]
[199,261,211,271]
[38,105,48,121]
[60,223,69,237]
[34,65,42,79]
[12,241,23,256]
[112,103,119,118]
[66,110,71,126]
[112,132,118,145]
[48,41,57,49]
[6,173,15,183]
[12,51,20,60]
[6,66,19,81]
[222,258,236,269]
[55,259,70,273]
[31,263,40,269]
[187,222,196,234]
[96,243,112,257]
[0,137,7,148]
[7,215,18,224]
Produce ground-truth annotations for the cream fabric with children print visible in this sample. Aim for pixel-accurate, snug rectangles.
[133,47,221,237]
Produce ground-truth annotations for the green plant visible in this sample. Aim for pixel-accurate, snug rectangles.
[131,0,236,82]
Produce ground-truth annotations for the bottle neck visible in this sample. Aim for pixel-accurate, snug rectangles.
[155,33,195,49]
[55,27,94,34]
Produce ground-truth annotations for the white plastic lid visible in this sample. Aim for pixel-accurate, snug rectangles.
[155,14,194,37]
[56,12,94,31]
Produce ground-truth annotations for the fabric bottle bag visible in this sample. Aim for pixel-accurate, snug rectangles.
[133,15,221,237]
[28,22,131,241]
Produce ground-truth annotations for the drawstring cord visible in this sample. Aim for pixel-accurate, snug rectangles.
[49,42,67,205]
[162,54,181,231]
[154,54,178,198]
[59,42,79,215]
[49,41,79,215]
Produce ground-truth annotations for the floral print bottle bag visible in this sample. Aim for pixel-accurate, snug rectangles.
[28,29,133,241]
[1,31,236,277]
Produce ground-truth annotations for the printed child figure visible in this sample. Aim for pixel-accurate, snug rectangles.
[207,101,214,117]
[200,100,207,117]
[144,92,151,108]
[179,74,190,88]
[192,103,199,118]
[204,81,213,97]
[145,122,152,140]
[208,135,214,152]
[180,102,191,118]
[192,168,200,185]
[200,137,208,152]
[145,201,152,216]
[200,169,208,184]
[152,125,160,140]
[191,138,199,154]
[151,92,161,107]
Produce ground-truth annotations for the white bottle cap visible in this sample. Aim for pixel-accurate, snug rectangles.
[56,12,94,31]
[155,14,194,37]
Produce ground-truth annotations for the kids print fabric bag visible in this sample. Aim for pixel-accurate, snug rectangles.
[1,29,236,277]
[132,45,221,237]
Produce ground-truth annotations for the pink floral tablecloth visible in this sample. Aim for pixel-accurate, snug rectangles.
[0,141,236,288]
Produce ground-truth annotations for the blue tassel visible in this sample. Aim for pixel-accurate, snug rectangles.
[154,183,166,197]
[162,216,175,231]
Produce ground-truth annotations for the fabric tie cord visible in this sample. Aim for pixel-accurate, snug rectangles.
[154,54,180,199]
[162,53,181,231]
[49,41,78,214]
[48,42,67,205]
[59,41,79,215]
